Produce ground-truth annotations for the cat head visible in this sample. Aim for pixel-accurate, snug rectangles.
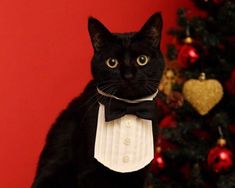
[88,13,165,100]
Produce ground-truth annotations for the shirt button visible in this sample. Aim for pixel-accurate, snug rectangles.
[124,138,131,145]
[123,156,129,163]
[126,121,131,128]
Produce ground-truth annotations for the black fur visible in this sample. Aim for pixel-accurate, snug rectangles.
[32,12,164,188]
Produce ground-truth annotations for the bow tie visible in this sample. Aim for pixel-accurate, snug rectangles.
[99,97,157,122]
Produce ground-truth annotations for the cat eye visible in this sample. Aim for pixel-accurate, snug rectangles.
[136,55,150,66]
[105,58,119,69]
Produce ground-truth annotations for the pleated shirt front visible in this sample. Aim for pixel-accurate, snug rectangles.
[94,103,154,173]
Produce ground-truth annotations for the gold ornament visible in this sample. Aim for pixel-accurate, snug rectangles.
[159,69,176,96]
[184,23,193,44]
[184,36,193,44]
[182,73,223,115]
[217,138,226,146]
[156,146,162,153]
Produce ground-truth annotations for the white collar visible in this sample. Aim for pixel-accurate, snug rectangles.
[97,87,158,104]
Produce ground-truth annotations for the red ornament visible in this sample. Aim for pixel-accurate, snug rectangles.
[207,146,233,173]
[150,148,165,175]
[159,115,177,128]
[177,44,200,68]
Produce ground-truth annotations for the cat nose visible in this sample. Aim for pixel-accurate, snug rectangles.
[123,71,135,80]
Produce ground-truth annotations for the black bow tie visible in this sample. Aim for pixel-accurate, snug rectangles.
[99,97,157,122]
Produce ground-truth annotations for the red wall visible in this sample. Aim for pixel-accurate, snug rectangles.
[0,0,201,187]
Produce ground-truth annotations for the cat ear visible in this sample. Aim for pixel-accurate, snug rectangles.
[88,17,112,52]
[138,12,163,48]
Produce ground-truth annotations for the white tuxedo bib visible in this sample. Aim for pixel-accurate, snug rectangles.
[94,89,158,173]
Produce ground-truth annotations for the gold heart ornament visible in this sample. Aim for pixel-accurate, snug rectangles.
[182,73,223,115]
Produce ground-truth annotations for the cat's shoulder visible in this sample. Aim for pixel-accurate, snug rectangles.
[67,80,97,109]
[47,80,97,132]
[55,80,97,120]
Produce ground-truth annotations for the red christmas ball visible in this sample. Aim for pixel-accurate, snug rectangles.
[177,44,200,68]
[150,151,165,174]
[159,115,176,128]
[207,146,233,173]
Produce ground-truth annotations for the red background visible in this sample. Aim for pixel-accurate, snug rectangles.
[0,0,201,187]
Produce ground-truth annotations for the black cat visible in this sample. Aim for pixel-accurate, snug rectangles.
[31,12,164,188]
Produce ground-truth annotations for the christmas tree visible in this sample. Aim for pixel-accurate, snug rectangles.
[149,0,235,187]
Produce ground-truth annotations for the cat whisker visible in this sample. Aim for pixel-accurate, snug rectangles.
[79,82,115,110]
[82,84,118,120]
[144,85,153,95]
[97,80,121,87]
[98,83,119,95]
